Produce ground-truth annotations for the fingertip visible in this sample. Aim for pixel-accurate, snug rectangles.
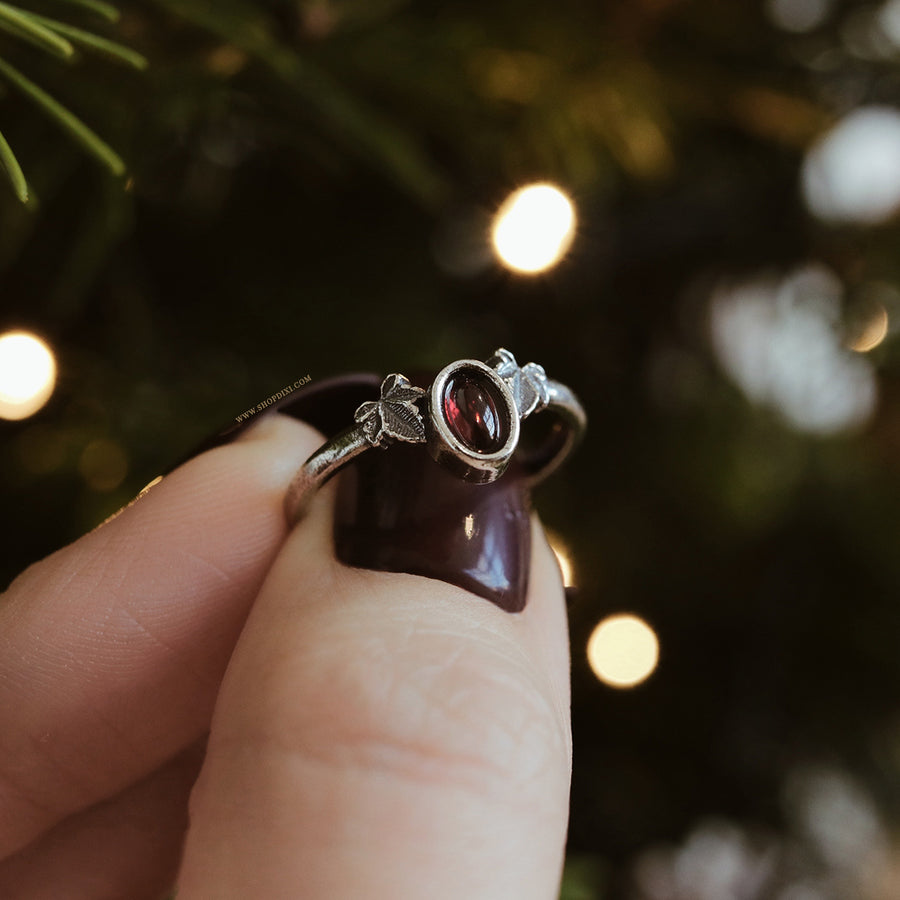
[233,410,324,450]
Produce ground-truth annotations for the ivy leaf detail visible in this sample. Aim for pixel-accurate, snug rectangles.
[522,361,550,408]
[354,373,427,446]
[487,347,550,418]
[354,400,383,443]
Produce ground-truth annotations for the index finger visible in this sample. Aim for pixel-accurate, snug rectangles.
[0,413,320,858]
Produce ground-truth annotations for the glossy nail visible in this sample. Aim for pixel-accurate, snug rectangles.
[333,441,532,613]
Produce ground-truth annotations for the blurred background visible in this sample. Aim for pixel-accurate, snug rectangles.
[2,0,900,896]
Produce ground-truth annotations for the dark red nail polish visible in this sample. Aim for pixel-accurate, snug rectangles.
[333,441,532,613]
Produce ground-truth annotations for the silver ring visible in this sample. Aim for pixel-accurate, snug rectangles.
[284,348,586,525]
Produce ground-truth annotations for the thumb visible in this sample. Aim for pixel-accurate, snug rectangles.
[177,445,572,899]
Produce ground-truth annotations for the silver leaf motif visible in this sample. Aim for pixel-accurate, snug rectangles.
[354,373,427,447]
[487,347,550,419]
[521,361,550,409]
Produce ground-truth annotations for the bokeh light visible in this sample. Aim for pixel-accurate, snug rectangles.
[546,531,575,587]
[766,0,831,32]
[0,330,57,421]
[802,107,900,224]
[710,266,877,435]
[879,0,900,46]
[491,182,576,274]
[587,614,659,689]
[846,302,889,353]
[785,765,886,872]
[78,439,129,492]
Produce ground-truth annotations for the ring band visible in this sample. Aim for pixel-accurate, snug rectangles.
[284,348,586,524]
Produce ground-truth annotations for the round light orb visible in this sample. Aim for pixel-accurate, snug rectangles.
[78,438,129,492]
[0,330,57,421]
[587,613,659,689]
[491,182,576,274]
[803,107,900,225]
[709,266,878,435]
[766,0,831,33]
[846,303,889,353]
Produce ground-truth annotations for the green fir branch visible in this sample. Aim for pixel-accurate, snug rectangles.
[27,11,147,68]
[0,126,27,200]
[0,0,140,199]
[0,54,125,175]
[0,1,75,60]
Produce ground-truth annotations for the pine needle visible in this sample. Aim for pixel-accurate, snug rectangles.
[51,0,119,22]
[0,2,75,59]
[0,127,28,201]
[28,12,147,68]
[0,55,124,175]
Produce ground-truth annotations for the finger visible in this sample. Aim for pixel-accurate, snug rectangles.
[0,413,321,858]
[178,488,571,900]
[0,744,203,900]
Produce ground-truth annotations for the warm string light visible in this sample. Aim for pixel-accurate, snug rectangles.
[846,303,889,353]
[587,614,659,689]
[0,330,57,421]
[491,182,576,274]
[78,438,129,492]
[546,531,575,587]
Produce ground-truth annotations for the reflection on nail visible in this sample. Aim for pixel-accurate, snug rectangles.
[334,442,532,613]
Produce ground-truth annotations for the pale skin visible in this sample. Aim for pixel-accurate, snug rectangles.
[0,414,572,899]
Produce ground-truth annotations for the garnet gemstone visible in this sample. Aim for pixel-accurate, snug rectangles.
[442,370,507,453]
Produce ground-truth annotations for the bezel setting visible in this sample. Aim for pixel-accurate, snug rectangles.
[427,358,520,483]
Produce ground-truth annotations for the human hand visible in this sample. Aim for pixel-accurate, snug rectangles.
[0,413,571,899]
